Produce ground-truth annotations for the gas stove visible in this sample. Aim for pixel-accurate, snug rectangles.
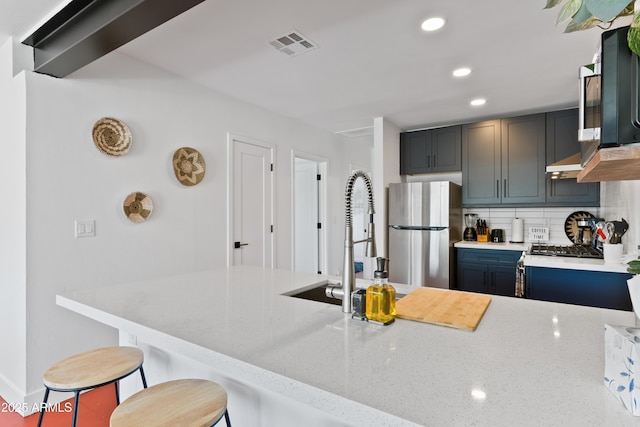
[529,244,603,259]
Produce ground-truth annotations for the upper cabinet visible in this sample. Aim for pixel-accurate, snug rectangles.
[462,114,546,206]
[545,109,600,206]
[401,108,600,207]
[400,126,461,175]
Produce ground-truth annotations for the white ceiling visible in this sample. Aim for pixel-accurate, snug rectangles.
[0,0,628,134]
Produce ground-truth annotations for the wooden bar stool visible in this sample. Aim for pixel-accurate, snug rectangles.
[37,346,147,427]
[110,379,231,427]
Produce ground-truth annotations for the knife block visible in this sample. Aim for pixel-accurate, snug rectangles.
[477,229,489,242]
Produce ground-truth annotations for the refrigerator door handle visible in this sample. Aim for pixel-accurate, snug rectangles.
[389,225,447,231]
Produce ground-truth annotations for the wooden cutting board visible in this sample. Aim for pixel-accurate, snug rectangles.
[396,287,491,331]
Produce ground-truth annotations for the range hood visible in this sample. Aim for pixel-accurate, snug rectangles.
[545,152,582,179]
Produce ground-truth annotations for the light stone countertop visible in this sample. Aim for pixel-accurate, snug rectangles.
[57,265,639,426]
[454,241,528,252]
[455,240,630,273]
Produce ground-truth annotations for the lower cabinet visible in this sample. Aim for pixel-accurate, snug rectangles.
[525,267,632,311]
[456,248,522,296]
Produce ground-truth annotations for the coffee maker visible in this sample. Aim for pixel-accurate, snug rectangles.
[464,213,478,241]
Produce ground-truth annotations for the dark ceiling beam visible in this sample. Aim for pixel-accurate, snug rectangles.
[22,0,206,78]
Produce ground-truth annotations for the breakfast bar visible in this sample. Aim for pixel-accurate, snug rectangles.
[57,265,638,426]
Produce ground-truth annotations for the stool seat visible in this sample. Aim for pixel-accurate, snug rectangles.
[38,346,147,427]
[43,346,144,390]
[110,379,229,427]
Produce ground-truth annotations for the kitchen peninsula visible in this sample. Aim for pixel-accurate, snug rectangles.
[57,266,637,426]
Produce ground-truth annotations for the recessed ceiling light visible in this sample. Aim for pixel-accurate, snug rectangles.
[470,98,486,106]
[453,67,471,77]
[421,17,446,32]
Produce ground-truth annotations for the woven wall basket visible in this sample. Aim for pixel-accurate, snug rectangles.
[93,117,132,156]
[172,147,206,186]
[123,192,153,223]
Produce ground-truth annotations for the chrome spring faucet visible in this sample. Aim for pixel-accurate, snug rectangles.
[326,170,377,313]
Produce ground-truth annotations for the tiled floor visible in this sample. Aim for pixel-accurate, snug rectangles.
[0,386,116,427]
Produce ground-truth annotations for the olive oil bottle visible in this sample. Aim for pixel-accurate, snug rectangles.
[365,257,396,324]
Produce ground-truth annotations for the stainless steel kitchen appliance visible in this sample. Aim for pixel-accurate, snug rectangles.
[463,213,478,241]
[388,181,461,289]
[529,243,603,259]
[548,25,640,178]
[580,26,640,165]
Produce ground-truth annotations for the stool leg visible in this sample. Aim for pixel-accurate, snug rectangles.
[139,365,148,388]
[71,390,80,427]
[224,409,231,427]
[36,387,50,427]
[115,381,120,405]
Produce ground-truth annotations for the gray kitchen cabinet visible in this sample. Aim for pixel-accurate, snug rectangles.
[400,126,461,175]
[462,114,546,206]
[545,109,600,206]
[456,248,522,297]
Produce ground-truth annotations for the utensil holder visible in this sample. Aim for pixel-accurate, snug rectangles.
[603,243,623,264]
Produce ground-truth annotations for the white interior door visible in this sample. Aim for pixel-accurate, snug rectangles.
[294,158,318,273]
[232,138,273,267]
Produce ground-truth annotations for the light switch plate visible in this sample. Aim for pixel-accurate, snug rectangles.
[74,220,95,238]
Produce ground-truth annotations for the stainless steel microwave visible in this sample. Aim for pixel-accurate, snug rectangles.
[579,26,640,165]
[578,63,601,142]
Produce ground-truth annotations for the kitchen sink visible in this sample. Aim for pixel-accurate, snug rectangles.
[284,280,407,306]
[283,281,342,306]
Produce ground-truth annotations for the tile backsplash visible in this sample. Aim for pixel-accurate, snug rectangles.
[600,180,640,258]
[462,206,602,245]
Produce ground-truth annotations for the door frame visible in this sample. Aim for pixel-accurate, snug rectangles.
[291,150,328,274]
[227,132,276,268]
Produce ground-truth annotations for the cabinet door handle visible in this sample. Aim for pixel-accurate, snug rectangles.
[503,179,507,198]
[496,180,499,198]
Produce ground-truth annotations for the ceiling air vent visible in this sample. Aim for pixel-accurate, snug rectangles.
[269,30,318,57]
[335,126,374,138]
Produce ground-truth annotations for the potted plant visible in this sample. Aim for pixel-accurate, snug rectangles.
[545,0,640,55]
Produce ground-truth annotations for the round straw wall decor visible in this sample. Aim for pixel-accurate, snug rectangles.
[172,147,206,186]
[92,117,132,156]
[123,192,153,223]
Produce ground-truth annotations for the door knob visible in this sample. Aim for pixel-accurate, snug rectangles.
[234,241,249,249]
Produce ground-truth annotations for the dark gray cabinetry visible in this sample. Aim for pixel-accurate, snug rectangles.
[461,120,501,205]
[400,126,461,175]
[462,114,546,206]
[545,109,600,206]
[456,248,522,296]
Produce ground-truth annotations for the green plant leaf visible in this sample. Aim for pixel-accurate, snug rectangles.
[585,0,633,23]
[545,0,566,9]
[564,17,601,32]
[556,0,583,25]
[573,1,593,23]
[633,10,640,27]
[630,27,640,56]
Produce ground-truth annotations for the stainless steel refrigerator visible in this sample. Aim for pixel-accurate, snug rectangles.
[388,181,461,289]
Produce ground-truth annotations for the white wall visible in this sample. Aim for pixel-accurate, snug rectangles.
[0,39,27,407]
[1,49,372,410]
[373,117,401,258]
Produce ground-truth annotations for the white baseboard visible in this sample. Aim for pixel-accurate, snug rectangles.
[0,371,71,417]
